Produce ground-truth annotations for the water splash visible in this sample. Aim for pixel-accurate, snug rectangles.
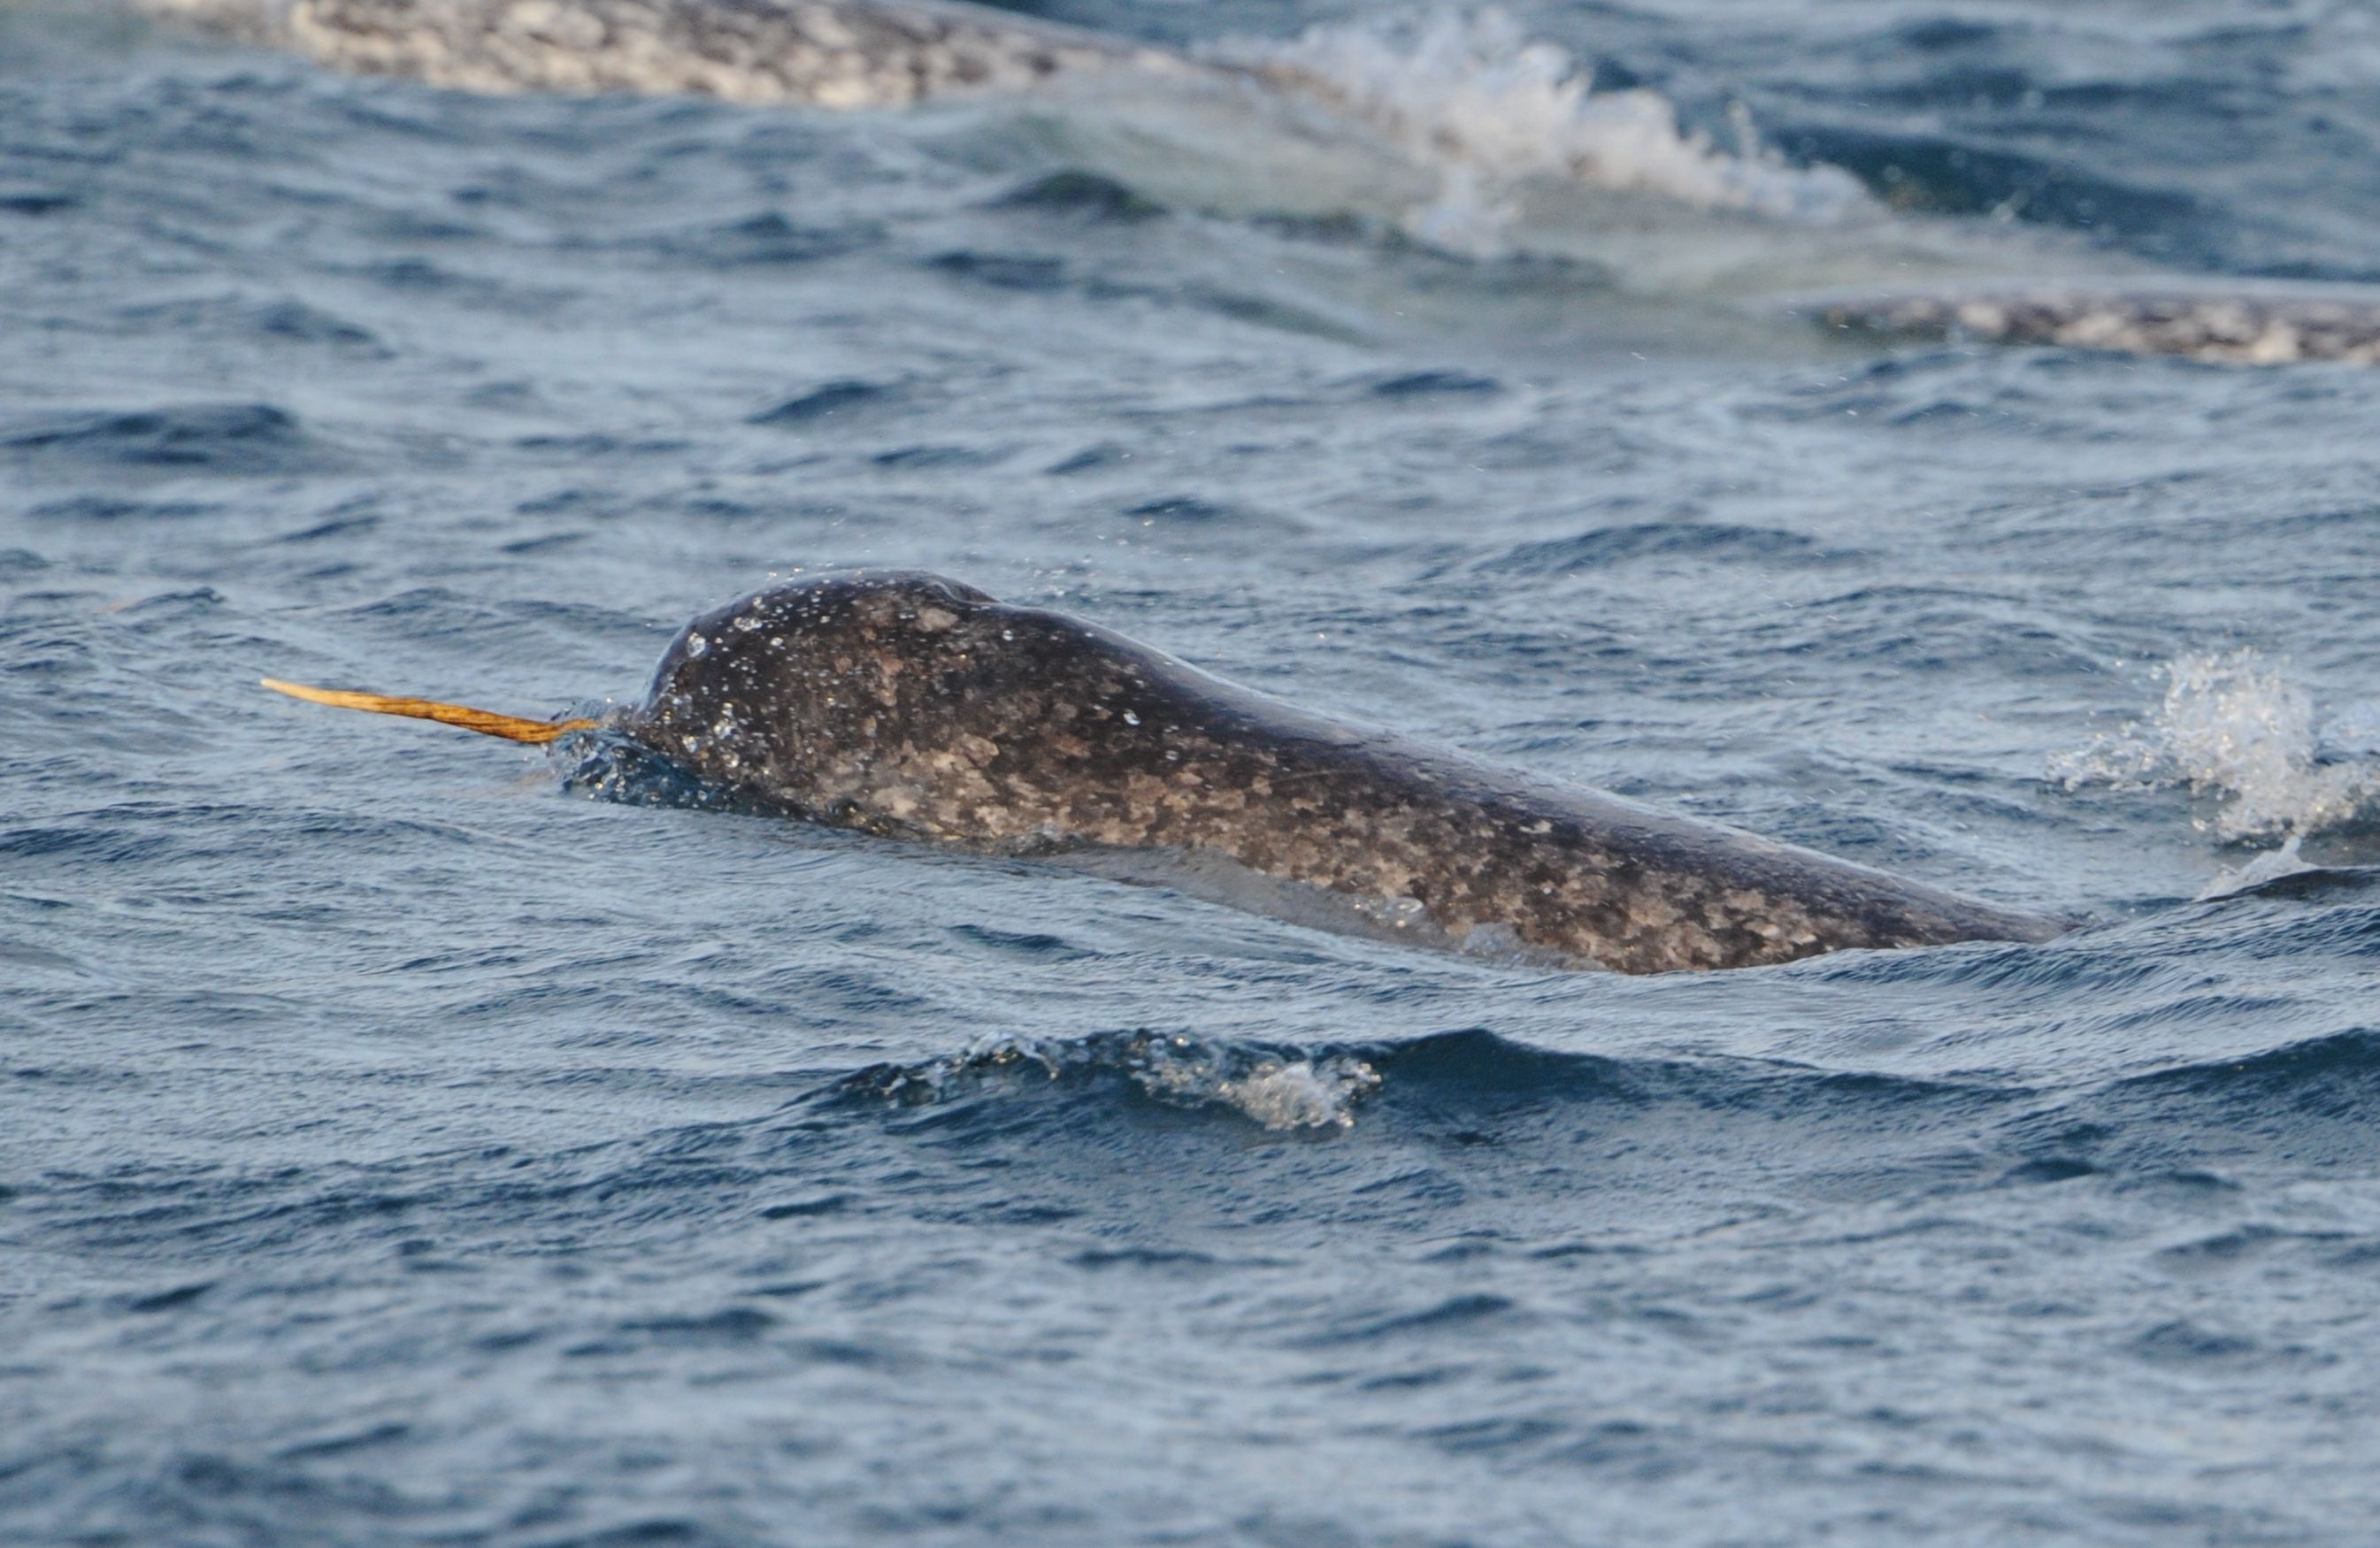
[559,728,763,814]
[1225,10,1872,254]
[2051,650,2380,842]
[847,1031,1383,1132]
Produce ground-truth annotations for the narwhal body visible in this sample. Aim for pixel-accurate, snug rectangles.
[131,0,1179,109]
[1813,284,2380,366]
[269,571,2062,973]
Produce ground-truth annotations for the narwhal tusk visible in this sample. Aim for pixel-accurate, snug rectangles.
[260,678,599,746]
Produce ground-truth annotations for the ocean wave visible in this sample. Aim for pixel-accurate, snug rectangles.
[2110,1026,2380,1101]
[2046,1027,2380,1178]
[34,1012,2379,1272]
[827,1026,2009,1138]
[836,1030,1385,1132]
[0,402,327,476]
[814,985,2380,1176]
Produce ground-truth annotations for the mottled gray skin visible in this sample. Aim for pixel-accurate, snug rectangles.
[134,0,1173,108]
[627,571,2061,974]
[1816,285,2380,365]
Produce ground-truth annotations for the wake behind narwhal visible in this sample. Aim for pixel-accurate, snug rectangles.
[265,571,2062,973]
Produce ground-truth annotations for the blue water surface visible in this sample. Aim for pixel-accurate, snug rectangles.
[4,2,2380,1543]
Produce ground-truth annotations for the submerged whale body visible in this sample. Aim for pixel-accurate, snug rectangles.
[1813,284,2380,367]
[134,0,1177,108]
[265,571,2063,973]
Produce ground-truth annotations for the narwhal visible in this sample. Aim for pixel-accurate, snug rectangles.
[127,0,1186,109]
[264,571,2064,973]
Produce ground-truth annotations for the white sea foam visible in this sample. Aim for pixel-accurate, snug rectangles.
[1221,10,1873,253]
[2050,649,2380,843]
[1131,1041,1384,1131]
[862,1031,1382,1132]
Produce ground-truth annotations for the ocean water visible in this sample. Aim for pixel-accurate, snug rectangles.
[6,2,2380,1543]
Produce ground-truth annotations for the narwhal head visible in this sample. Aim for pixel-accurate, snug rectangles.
[625,570,1234,833]
[631,571,1070,820]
